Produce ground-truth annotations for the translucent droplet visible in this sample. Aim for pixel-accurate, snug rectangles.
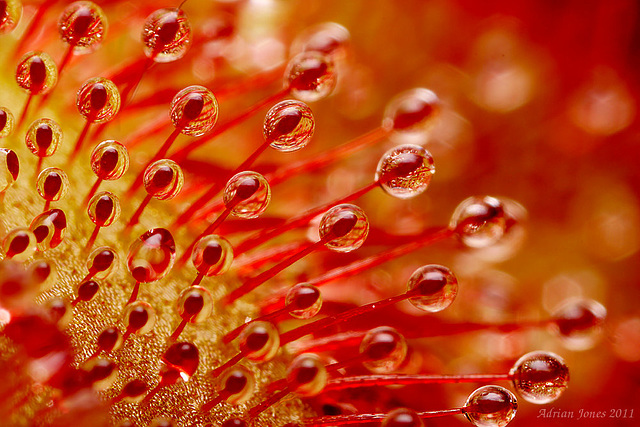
[57,1,106,54]
[0,148,19,192]
[143,159,184,200]
[383,88,441,142]
[127,228,176,283]
[263,100,314,152]
[216,365,255,405]
[162,342,199,379]
[75,280,99,302]
[87,246,118,279]
[286,353,327,396]
[406,264,458,313]
[239,321,280,362]
[0,107,15,138]
[177,286,213,323]
[360,326,407,373]
[286,283,322,319]
[76,77,120,123]
[87,191,120,227]
[15,51,58,95]
[142,8,191,63]
[550,299,606,351]
[375,144,435,199]
[3,228,37,260]
[319,204,369,253]
[25,118,62,158]
[191,234,234,277]
[285,52,337,102]
[510,351,569,404]
[36,167,69,202]
[170,85,218,136]
[382,408,424,427]
[463,385,518,427]
[29,209,67,251]
[90,140,129,180]
[291,22,350,59]
[96,326,122,353]
[123,301,157,334]
[0,0,21,34]
[223,171,271,219]
[29,259,55,288]
[450,196,507,248]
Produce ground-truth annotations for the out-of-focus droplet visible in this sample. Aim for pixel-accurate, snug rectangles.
[239,321,280,362]
[0,0,22,33]
[450,196,506,248]
[285,52,337,102]
[360,326,407,373]
[382,88,441,143]
[550,298,606,351]
[286,353,327,396]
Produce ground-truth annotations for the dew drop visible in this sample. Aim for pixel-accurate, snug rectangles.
[143,159,184,200]
[191,235,234,277]
[463,385,518,427]
[26,118,62,158]
[285,52,337,102]
[239,321,280,362]
[375,144,435,199]
[15,51,58,95]
[87,191,120,227]
[406,264,458,313]
[29,209,67,250]
[76,77,120,123]
[127,228,176,283]
[36,167,69,202]
[286,283,322,319]
[142,8,191,63]
[90,140,129,180]
[286,353,327,396]
[360,326,407,373]
[223,172,271,219]
[263,100,314,152]
[58,1,107,53]
[170,86,218,136]
[319,204,369,253]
